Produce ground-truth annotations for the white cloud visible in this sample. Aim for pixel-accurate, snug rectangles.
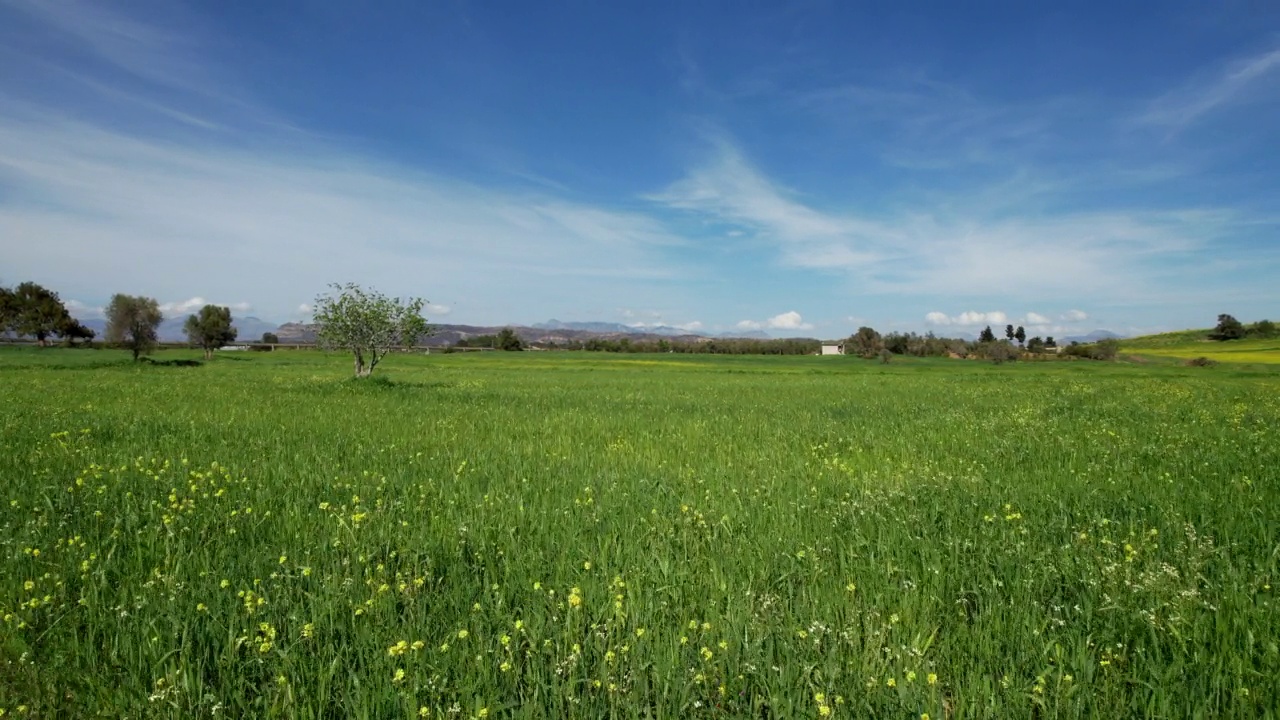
[925,310,1007,326]
[426,303,451,316]
[1061,309,1088,322]
[1025,312,1051,325]
[65,299,104,318]
[297,303,312,314]
[737,311,813,331]
[1139,46,1280,130]
[158,297,207,314]
[0,114,688,323]
[653,138,1245,304]
[157,297,251,315]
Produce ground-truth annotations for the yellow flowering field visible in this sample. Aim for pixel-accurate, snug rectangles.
[0,348,1277,717]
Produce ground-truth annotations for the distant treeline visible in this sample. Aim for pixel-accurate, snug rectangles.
[453,334,820,354]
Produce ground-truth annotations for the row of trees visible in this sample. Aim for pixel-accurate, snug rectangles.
[0,282,95,345]
[1212,314,1276,341]
[0,281,243,359]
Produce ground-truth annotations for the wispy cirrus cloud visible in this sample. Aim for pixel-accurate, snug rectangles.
[0,111,689,323]
[1138,46,1280,131]
[652,136,1258,305]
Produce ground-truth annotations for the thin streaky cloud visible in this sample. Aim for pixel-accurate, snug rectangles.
[1139,46,1280,130]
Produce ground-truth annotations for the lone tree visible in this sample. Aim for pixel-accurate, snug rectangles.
[1211,313,1245,341]
[13,282,73,346]
[846,326,884,359]
[313,283,431,377]
[1005,324,1015,342]
[1014,325,1026,347]
[105,294,163,360]
[979,326,997,343]
[184,304,238,359]
[496,327,525,351]
[262,331,280,344]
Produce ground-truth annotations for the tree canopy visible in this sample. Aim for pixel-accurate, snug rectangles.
[846,326,884,359]
[12,282,73,346]
[313,283,431,377]
[1211,313,1246,341]
[496,327,525,351]
[185,305,238,359]
[105,294,163,360]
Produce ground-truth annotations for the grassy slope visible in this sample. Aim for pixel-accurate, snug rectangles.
[1,348,1278,717]
[1121,328,1280,364]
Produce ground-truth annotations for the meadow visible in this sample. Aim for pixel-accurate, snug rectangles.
[1,347,1277,718]
[1120,333,1280,366]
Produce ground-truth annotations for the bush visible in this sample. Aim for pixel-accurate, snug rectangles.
[1062,339,1119,361]
[1211,314,1246,341]
[1186,357,1218,367]
[879,349,892,364]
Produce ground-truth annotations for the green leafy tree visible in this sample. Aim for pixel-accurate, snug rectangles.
[1249,319,1276,338]
[105,294,163,360]
[1045,336,1056,348]
[313,283,431,377]
[1026,336,1045,353]
[846,326,884,359]
[1005,324,1015,341]
[1014,326,1026,346]
[184,305,238,359]
[0,286,16,338]
[979,326,996,343]
[13,281,73,346]
[1211,313,1245,341]
[57,317,95,346]
[496,327,525,351]
[262,332,280,344]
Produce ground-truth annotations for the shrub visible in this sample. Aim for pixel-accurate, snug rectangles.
[1186,357,1218,367]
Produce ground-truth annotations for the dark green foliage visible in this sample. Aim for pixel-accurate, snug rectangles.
[57,317,95,346]
[1186,356,1218,367]
[1005,324,1015,341]
[105,294,163,360]
[12,282,73,346]
[262,332,280,344]
[496,327,525,351]
[1062,338,1120,361]
[979,326,997,343]
[1026,336,1045,353]
[1045,336,1057,348]
[1015,326,1026,346]
[882,331,967,357]
[974,340,1019,364]
[0,286,16,336]
[1211,314,1246,341]
[1247,319,1276,338]
[846,326,884,359]
[184,305,238,359]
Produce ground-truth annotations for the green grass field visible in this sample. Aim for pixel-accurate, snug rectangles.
[1122,330,1280,365]
[1,348,1278,718]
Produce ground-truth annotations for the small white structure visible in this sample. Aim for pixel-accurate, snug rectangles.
[820,344,844,355]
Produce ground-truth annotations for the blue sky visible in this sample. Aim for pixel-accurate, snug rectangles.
[1,1,1278,338]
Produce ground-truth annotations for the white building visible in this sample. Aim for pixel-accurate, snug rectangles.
[820,344,844,355]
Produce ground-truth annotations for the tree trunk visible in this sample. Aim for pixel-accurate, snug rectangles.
[205,348,213,360]
[354,351,366,377]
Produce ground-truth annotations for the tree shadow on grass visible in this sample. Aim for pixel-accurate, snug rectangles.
[342,375,452,391]
[140,357,204,368]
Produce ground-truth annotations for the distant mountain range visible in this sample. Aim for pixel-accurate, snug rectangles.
[1062,330,1122,344]
[273,320,783,346]
[79,316,282,343]
[533,319,770,339]
[71,313,1124,346]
